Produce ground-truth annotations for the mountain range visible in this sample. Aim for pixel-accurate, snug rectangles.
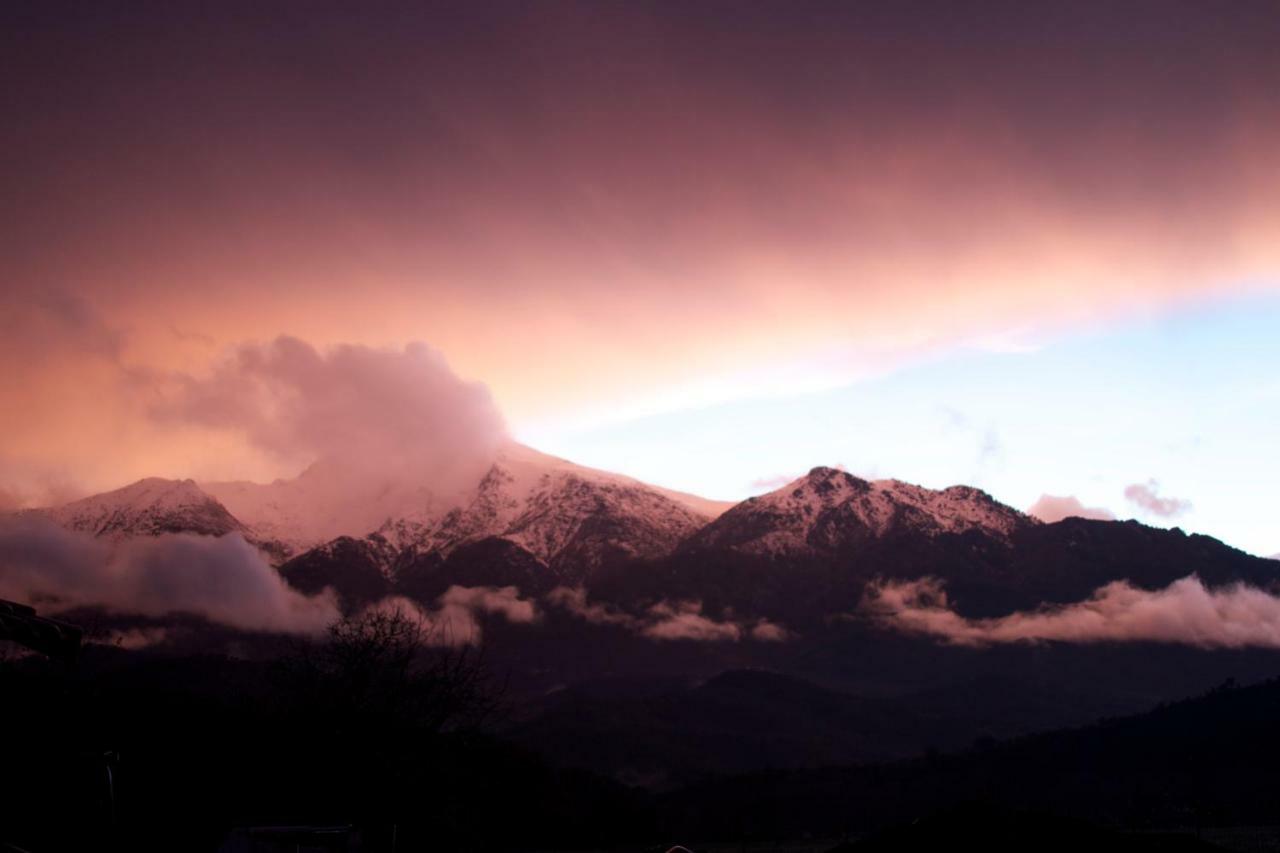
[26,440,1277,622]
[12,441,1280,787]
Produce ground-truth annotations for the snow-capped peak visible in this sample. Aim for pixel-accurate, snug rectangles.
[37,478,246,540]
[685,466,1034,556]
[389,443,724,574]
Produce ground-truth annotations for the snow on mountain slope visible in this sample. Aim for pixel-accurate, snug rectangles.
[275,443,728,599]
[37,478,247,540]
[468,443,733,523]
[685,466,1036,556]
[202,458,462,558]
[205,442,727,565]
[388,443,722,574]
[28,448,1036,583]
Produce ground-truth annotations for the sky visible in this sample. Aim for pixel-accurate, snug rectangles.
[525,292,1280,556]
[2,2,1278,555]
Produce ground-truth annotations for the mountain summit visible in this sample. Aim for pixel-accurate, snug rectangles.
[37,477,246,541]
[685,466,1033,556]
[393,442,728,568]
[277,443,733,601]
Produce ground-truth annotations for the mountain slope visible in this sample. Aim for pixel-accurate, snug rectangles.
[204,442,730,562]
[684,467,1034,557]
[202,460,457,559]
[278,443,727,604]
[663,675,1280,839]
[509,669,970,786]
[421,444,718,571]
[37,478,247,540]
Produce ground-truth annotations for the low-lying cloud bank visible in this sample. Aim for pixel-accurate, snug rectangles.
[0,513,546,646]
[0,515,339,634]
[546,586,790,643]
[362,586,540,647]
[862,575,1280,649]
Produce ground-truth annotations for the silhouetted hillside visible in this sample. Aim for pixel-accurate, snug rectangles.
[657,675,1280,841]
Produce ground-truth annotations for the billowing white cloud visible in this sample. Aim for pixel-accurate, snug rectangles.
[862,575,1280,649]
[160,336,506,491]
[0,515,338,634]
[1027,494,1116,523]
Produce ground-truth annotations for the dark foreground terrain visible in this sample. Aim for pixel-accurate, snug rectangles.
[4,612,1280,852]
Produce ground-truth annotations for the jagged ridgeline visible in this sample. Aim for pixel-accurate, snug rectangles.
[23,442,1275,624]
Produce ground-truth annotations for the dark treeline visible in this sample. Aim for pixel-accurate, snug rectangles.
[0,610,647,852]
[4,615,1280,851]
[661,675,1280,842]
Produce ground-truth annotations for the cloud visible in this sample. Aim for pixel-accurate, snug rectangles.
[862,575,1280,649]
[0,515,339,634]
[546,587,790,643]
[545,586,640,628]
[438,584,538,626]
[360,585,539,647]
[0,290,124,365]
[0,479,87,513]
[642,600,743,642]
[1124,480,1192,518]
[0,487,20,513]
[749,619,791,642]
[1027,494,1116,523]
[749,474,799,491]
[5,4,1280,511]
[159,336,507,487]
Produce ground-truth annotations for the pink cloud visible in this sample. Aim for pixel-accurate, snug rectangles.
[862,575,1280,649]
[160,336,507,491]
[0,487,20,513]
[1124,480,1192,518]
[0,480,87,513]
[1027,494,1116,523]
